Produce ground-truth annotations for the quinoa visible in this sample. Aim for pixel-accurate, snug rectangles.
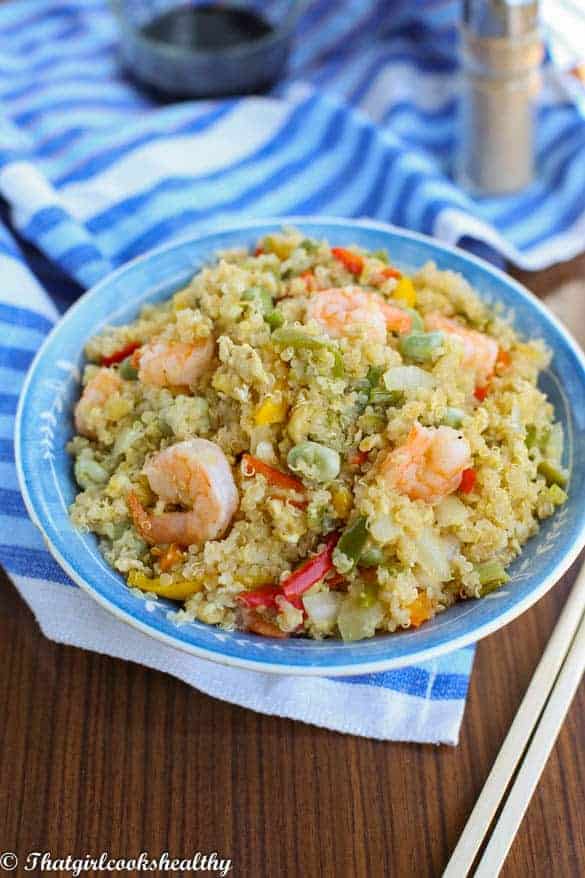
[68,229,568,641]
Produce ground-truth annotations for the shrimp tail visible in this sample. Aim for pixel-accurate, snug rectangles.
[127,491,155,543]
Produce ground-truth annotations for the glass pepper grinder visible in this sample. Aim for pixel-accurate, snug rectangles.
[457,0,543,195]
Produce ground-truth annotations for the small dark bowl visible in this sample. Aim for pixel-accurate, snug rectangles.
[112,0,305,98]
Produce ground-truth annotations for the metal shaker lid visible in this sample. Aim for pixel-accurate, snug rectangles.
[463,0,539,39]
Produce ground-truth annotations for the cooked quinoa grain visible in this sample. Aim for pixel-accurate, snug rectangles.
[69,230,568,641]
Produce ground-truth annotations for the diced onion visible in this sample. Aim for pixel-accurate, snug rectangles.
[414,527,452,582]
[337,598,384,642]
[369,515,400,544]
[303,591,343,627]
[435,496,468,527]
[383,365,435,392]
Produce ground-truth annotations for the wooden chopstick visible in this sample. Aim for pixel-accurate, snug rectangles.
[443,557,585,878]
[474,603,585,876]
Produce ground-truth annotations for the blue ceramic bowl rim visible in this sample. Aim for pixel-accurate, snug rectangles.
[15,216,585,675]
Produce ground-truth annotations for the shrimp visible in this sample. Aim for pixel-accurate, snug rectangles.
[74,368,122,438]
[128,438,238,546]
[379,422,471,502]
[306,287,411,343]
[425,314,498,387]
[137,337,214,389]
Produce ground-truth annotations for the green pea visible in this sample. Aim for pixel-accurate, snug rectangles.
[264,309,284,330]
[442,407,465,428]
[399,331,444,362]
[287,441,341,483]
[300,238,319,253]
[119,356,138,380]
[272,328,344,378]
[372,249,389,264]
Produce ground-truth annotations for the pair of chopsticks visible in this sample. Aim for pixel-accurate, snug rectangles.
[444,557,585,877]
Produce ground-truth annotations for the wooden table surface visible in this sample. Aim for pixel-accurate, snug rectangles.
[1,256,584,878]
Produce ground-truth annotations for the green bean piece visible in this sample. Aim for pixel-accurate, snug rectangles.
[366,365,384,386]
[525,424,538,449]
[272,327,323,348]
[399,331,444,362]
[538,460,568,487]
[331,349,345,379]
[372,249,389,264]
[264,309,284,330]
[476,560,509,596]
[397,306,424,333]
[272,328,345,378]
[369,389,402,406]
[287,441,341,483]
[336,516,369,566]
[357,581,379,608]
[442,407,465,428]
[119,356,138,380]
[359,546,385,568]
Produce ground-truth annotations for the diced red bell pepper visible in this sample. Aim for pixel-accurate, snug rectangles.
[331,247,364,276]
[282,533,339,599]
[381,266,402,280]
[236,585,282,609]
[254,245,264,256]
[242,453,305,495]
[348,450,369,466]
[237,585,303,611]
[101,341,141,367]
[474,385,489,402]
[460,468,477,494]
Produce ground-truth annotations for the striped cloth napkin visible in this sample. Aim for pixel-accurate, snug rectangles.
[1,0,583,744]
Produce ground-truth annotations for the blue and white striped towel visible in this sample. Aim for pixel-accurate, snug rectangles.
[1,0,583,743]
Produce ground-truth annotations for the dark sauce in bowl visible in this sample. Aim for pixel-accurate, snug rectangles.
[119,2,296,98]
[141,4,273,52]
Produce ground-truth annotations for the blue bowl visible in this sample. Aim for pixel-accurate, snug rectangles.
[15,218,585,675]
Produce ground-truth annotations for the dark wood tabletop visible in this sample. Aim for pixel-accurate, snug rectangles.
[1,256,584,878]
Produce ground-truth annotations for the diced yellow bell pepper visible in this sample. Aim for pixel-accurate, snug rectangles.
[254,396,287,426]
[331,484,352,519]
[406,592,434,627]
[263,235,296,260]
[127,569,202,600]
[393,276,416,308]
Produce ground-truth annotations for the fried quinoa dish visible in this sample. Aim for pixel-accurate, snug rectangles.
[68,230,569,641]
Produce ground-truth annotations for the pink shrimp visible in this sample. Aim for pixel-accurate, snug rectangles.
[306,287,412,343]
[425,314,498,388]
[128,438,238,546]
[74,368,122,438]
[137,337,214,389]
[379,422,472,502]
